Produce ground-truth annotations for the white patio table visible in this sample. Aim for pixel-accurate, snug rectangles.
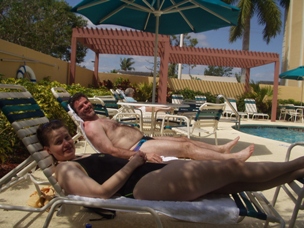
[117,101,190,135]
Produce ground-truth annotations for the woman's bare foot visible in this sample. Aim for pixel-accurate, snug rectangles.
[233,144,254,162]
[221,136,240,154]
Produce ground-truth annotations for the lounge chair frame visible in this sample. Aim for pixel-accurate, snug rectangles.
[272,142,304,227]
[0,84,286,228]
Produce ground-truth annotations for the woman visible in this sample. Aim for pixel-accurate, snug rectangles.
[37,120,304,201]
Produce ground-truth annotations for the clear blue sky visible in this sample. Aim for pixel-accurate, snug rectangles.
[67,0,284,82]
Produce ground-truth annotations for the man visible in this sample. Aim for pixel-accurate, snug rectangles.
[69,93,253,163]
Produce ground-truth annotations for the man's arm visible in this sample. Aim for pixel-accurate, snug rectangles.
[56,153,146,198]
[84,121,136,159]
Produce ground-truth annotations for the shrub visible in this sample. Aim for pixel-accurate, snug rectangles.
[0,78,111,163]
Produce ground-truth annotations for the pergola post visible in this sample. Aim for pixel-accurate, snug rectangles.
[244,68,250,92]
[158,38,170,103]
[271,60,280,121]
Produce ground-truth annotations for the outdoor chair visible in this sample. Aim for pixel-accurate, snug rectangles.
[160,103,226,145]
[287,108,303,123]
[51,87,109,153]
[272,142,304,227]
[51,87,142,137]
[244,99,269,119]
[171,94,197,113]
[278,104,288,121]
[224,98,248,119]
[194,95,207,109]
[0,83,286,228]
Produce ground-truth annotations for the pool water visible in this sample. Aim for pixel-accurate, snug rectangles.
[233,125,304,144]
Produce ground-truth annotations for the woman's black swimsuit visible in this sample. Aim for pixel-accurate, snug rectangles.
[73,154,166,198]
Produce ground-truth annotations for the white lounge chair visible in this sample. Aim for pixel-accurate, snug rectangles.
[224,98,248,119]
[244,98,269,119]
[160,103,226,145]
[0,84,286,228]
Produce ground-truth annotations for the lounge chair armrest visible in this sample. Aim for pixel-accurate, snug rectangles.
[285,142,304,161]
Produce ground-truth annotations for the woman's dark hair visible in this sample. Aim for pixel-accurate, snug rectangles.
[37,120,66,147]
[68,92,88,114]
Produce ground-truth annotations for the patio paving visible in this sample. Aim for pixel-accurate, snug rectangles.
[1,119,304,227]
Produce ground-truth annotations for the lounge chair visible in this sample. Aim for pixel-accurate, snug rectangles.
[51,87,110,153]
[160,103,226,145]
[194,95,207,110]
[0,84,286,228]
[244,98,269,119]
[224,98,248,119]
[51,87,117,117]
[272,142,304,227]
[51,87,143,141]
[171,94,196,113]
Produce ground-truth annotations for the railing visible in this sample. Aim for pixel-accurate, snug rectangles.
[216,94,241,129]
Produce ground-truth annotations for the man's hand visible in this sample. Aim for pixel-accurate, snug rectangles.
[145,152,163,163]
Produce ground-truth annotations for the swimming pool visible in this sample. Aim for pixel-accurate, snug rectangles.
[232,124,304,144]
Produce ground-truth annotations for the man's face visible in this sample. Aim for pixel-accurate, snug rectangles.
[73,97,95,120]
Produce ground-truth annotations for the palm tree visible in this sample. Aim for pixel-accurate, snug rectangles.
[120,57,135,71]
[223,0,282,82]
[279,0,290,72]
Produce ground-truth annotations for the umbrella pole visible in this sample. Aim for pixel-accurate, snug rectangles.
[152,14,160,104]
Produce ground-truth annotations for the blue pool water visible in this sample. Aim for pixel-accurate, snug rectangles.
[233,125,304,144]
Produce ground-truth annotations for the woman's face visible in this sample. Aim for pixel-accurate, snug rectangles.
[45,127,76,161]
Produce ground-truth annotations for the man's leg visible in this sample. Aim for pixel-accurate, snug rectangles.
[140,139,253,161]
[153,136,240,154]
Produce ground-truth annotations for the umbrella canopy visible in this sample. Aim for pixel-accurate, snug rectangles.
[71,0,239,35]
[72,0,239,102]
[279,66,304,80]
[279,66,304,104]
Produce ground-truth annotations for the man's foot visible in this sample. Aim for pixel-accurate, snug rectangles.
[234,144,254,162]
[222,136,240,154]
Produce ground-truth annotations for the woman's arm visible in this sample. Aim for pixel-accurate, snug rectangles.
[56,153,146,199]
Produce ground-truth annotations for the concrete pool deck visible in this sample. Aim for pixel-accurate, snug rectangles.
[1,118,304,227]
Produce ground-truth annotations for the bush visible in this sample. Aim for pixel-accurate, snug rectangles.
[0,78,111,163]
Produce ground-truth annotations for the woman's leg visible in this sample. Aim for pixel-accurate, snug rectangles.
[213,170,303,194]
[153,136,240,154]
[133,156,304,201]
[140,140,253,161]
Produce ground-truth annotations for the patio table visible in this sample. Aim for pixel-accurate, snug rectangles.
[117,102,190,135]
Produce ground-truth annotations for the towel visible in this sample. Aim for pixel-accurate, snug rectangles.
[68,194,239,224]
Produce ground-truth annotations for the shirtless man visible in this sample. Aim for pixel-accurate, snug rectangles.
[69,93,253,163]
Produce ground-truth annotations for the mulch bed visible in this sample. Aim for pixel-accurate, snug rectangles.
[0,163,20,178]
[0,151,29,178]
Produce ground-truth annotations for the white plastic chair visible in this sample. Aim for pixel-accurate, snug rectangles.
[244,98,269,119]
[160,103,226,145]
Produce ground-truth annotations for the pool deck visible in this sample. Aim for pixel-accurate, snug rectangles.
[1,118,304,227]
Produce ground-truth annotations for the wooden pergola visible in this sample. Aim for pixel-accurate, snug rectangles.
[70,28,280,121]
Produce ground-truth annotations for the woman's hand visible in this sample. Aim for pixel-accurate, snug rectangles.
[129,151,147,167]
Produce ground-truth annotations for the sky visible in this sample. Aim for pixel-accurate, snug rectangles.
[66,0,284,82]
